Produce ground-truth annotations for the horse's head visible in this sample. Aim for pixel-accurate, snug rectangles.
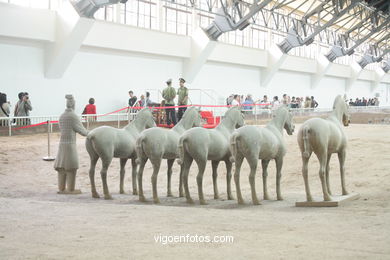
[138,108,156,129]
[232,106,245,128]
[284,110,295,135]
[334,95,350,126]
[274,106,294,135]
[342,107,350,126]
[184,106,202,127]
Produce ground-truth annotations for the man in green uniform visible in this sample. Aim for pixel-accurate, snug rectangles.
[177,78,189,122]
[162,78,177,126]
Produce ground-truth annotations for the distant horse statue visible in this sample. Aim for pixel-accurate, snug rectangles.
[85,108,156,199]
[177,106,245,205]
[230,106,295,205]
[297,95,350,201]
[136,107,201,203]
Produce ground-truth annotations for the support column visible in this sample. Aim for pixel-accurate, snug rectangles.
[311,54,333,89]
[371,66,386,92]
[260,44,287,87]
[45,1,94,78]
[182,28,217,83]
[345,61,363,92]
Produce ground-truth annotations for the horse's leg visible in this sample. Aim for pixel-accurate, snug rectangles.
[86,140,99,198]
[211,160,220,199]
[234,154,245,204]
[261,159,271,200]
[338,149,349,195]
[89,157,99,198]
[302,154,312,202]
[119,158,128,194]
[247,155,260,205]
[317,151,331,201]
[150,158,162,204]
[167,159,174,197]
[196,157,208,205]
[325,153,332,195]
[225,160,234,200]
[101,157,113,200]
[137,157,148,202]
[131,158,138,195]
[179,165,184,197]
[275,157,284,201]
[183,154,194,204]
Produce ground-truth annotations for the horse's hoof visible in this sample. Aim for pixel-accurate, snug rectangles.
[139,196,147,202]
[263,195,271,200]
[214,195,220,200]
[167,193,173,197]
[342,190,349,196]
[186,198,195,204]
[132,190,138,195]
[179,193,184,198]
[277,196,284,201]
[200,200,208,205]
[227,195,235,200]
[119,190,125,194]
[253,200,262,205]
[153,199,161,204]
[104,194,113,200]
[92,192,100,198]
[237,199,245,205]
[324,196,332,201]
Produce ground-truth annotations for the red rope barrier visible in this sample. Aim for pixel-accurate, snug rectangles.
[10,103,271,130]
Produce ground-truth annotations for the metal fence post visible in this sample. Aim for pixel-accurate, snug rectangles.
[8,118,12,136]
[43,120,55,161]
[254,104,257,124]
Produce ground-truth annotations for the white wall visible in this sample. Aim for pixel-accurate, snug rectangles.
[1,42,389,117]
[0,43,182,116]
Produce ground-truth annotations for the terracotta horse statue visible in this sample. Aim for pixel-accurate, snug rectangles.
[297,95,350,202]
[177,106,245,205]
[85,108,156,199]
[136,107,201,203]
[230,106,295,205]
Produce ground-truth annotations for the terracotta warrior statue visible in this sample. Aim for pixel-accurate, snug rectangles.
[54,94,88,194]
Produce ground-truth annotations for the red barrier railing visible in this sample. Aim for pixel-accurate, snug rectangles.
[9,103,271,131]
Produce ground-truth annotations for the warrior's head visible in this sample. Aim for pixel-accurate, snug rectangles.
[65,94,75,110]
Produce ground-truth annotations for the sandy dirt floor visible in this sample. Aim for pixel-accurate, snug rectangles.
[0,123,389,259]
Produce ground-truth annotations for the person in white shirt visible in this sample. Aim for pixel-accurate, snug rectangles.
[231,94,240,106]
[272,96,280,109]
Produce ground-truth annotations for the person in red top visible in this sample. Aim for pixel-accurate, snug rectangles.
[82,98,97,121]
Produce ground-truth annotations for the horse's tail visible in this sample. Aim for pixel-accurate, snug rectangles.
[135,135,145,165]
[229,132,239,163]
[177,135,187,165]
[302,126,311,158]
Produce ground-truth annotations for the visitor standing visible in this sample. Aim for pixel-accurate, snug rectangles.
[177,78,189,122]
[162,78,177,126]
[0,92,10,126]
[82,98,97,122]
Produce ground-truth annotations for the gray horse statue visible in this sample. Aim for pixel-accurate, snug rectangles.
[85,108,156,199]
[230,106,295,205]
[297,95,350,202]
[136,106,201,203]
[177,106,245,205]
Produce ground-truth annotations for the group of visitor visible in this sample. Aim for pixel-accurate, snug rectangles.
[226,93,319,111]
[348,97,379,106]
[0,92,33,126]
